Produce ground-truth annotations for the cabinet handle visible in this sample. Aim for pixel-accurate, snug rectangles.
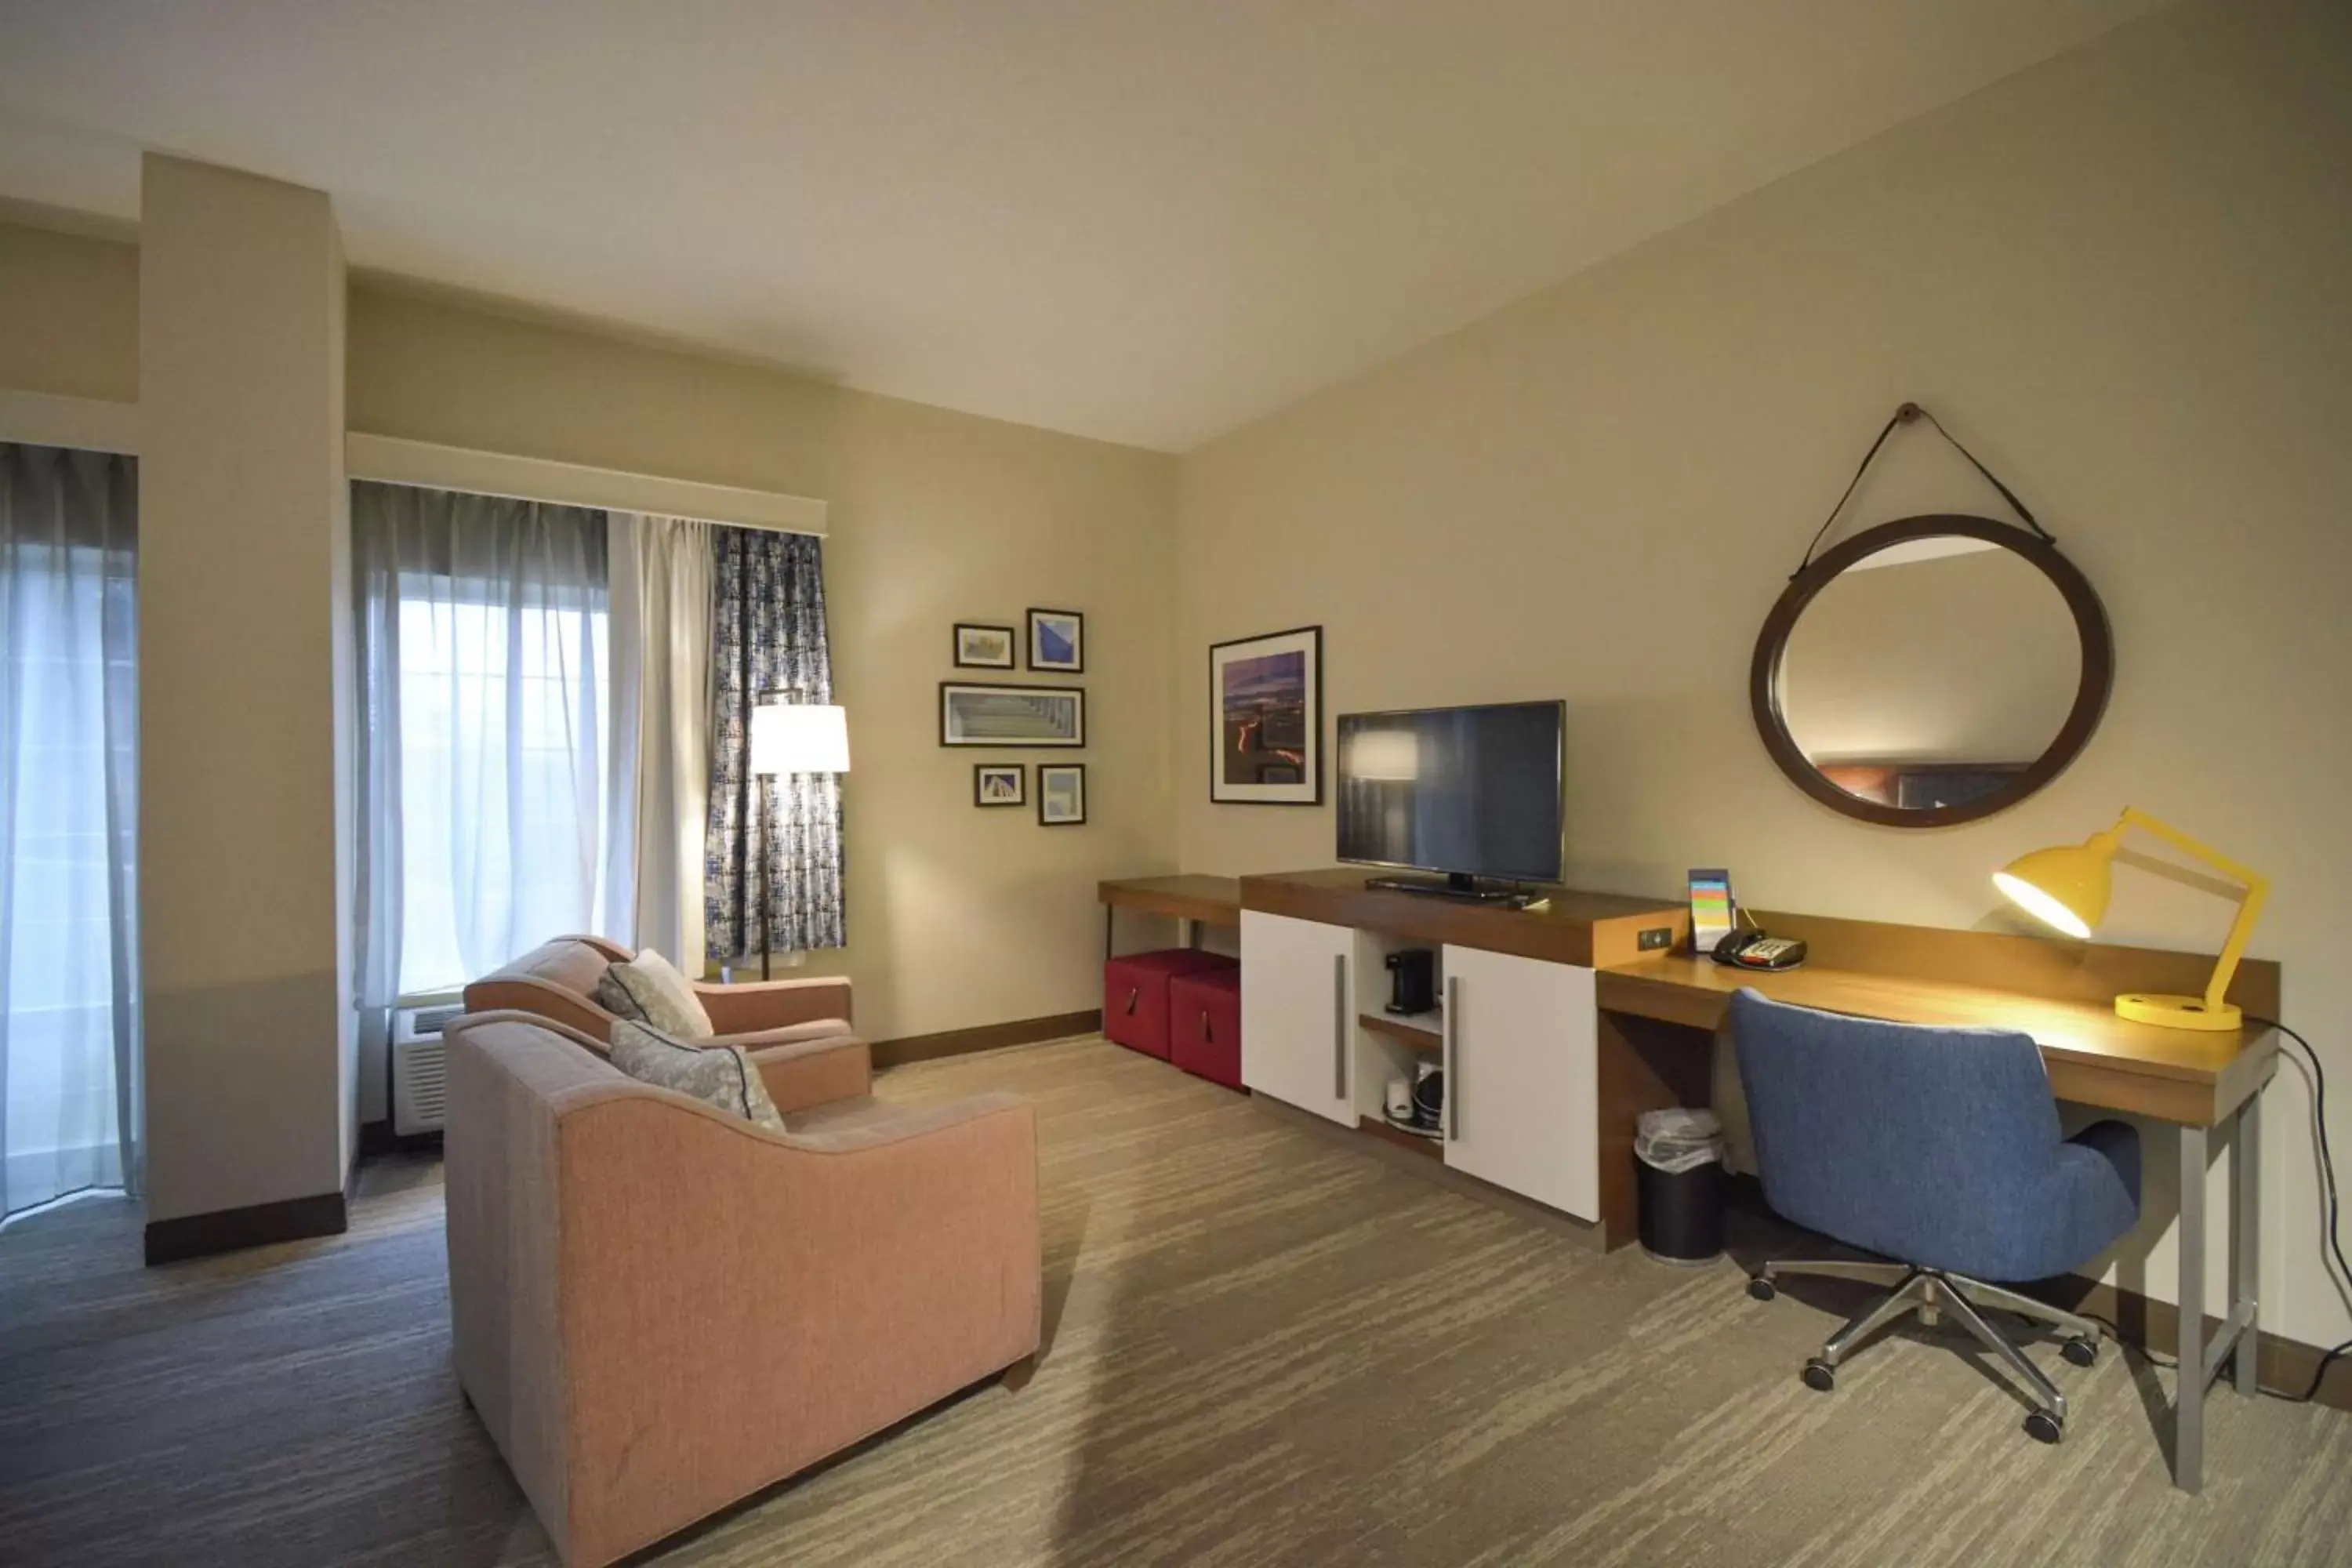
[1333,953,1348,1100]
[1445,975,1461,1142]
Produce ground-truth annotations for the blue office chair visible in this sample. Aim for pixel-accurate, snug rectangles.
[1731,988,2140,1443]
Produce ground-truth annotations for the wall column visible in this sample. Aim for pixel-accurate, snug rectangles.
[138,154,354,1261]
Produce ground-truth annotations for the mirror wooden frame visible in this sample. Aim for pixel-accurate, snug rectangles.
[1749,513,2114,829]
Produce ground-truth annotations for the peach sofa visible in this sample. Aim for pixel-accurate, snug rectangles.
[444,1010,1042,1566]
[462,935,869,1109]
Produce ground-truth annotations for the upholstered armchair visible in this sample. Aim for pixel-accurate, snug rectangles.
[443,1010,1042,1567]
[461,935,866,1113]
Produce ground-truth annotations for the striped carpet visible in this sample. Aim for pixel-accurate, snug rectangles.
[3,1035,2349,1566]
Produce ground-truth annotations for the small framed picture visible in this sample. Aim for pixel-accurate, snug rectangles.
[940,682,1085,747]
[1037,763,1087,826]
[1026,608,1084,673]
[974,763,1025,807]
[953,622,1017,669]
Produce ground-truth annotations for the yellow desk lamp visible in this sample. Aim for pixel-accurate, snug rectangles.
[1993,807,2268,1032]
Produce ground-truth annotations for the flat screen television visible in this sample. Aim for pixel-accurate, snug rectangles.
[1336,701,1565,886]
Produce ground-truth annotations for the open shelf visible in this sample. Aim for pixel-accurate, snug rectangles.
[1359,1011,1442,1051]
[1358,1114,1443,1159]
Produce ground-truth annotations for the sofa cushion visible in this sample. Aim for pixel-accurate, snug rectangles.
[606,949,716,1037]
[594,968,652,1023]
[609,1020,786,1131]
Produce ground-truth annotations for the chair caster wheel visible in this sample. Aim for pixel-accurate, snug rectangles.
[2061,1335,2098,1368]
[1748,1277,1777,1302]
[1802,1358,1836,1392]
[2024,1410,2064,1444]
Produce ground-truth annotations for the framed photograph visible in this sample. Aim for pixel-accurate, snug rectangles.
[974,763,1026,807]
[939,681,1085,747]
[1026,608,1085,673]
[953,622,1017,670]
[1037,763,1087,826]
[1209,625,1323,804]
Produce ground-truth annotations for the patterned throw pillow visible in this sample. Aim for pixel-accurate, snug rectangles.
[608,1020,786,1132]
[593,968,650,1023]
[605,949,716,1037]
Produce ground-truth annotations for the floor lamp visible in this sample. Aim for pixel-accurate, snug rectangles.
[747,702,851,981]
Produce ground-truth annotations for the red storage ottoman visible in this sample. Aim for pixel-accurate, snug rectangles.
[1169,966,1243,1090]
[1104,949,1232,1060]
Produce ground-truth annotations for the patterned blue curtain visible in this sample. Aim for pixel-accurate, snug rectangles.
[704,528,844,959]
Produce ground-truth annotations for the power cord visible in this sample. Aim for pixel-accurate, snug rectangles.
[2249,1018,2352,1403]
[2070,1018,2346,1405]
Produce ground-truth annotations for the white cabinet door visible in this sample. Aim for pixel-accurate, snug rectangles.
[1440,944,1598,1218]
[1240,910,1356,1126]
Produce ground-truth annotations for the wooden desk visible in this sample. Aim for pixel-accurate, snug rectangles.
[1597,956,2274,1127]
[1098,874,1240,958]
[1596,931,2280,1496]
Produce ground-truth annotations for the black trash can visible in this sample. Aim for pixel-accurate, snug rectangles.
[1636,1156,1726,1265]
[1635,1107,1726,1265]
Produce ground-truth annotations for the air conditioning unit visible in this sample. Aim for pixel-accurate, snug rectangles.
[391,1002,465,1135]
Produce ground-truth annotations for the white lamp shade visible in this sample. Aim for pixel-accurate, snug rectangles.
[750,703,850,775]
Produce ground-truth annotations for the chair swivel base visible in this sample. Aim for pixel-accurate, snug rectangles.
[1748,1259,2101,1443]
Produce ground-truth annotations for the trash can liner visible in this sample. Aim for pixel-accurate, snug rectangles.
[1635,1107,1726,1174]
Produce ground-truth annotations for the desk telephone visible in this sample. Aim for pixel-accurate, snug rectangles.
[1711,929,1809,971]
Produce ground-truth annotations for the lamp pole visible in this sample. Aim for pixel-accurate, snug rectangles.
[758,772,772,982]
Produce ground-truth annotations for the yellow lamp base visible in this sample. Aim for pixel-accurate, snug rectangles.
[2115,992,2242,1032]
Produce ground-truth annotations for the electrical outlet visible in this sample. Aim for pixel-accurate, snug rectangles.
[1638,926,1674,952]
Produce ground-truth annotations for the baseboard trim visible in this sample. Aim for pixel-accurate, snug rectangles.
[143,1190,348,1265]
[356,1118,443,1159]
[871,1009,1102,1069]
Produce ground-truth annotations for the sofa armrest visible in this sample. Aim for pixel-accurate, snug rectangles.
[460,977,617,1046]
[694,974,853,1035]
[742,1035,873,1113]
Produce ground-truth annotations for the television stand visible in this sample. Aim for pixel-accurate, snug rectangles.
[1363,873,1537,909]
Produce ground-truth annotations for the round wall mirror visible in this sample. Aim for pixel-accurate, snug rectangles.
[1750,514,2113,828]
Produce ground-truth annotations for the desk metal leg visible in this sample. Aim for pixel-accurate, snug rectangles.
[1105,906,1115,963]
[2176,1122,2206,1494]
[2234,1091,2262,1398]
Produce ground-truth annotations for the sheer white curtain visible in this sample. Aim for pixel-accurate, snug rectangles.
[0,443,140,1220]
[352,483,614,1002]
[611,514,712,975]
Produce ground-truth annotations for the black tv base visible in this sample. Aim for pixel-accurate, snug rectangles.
[1362,873,1538,909]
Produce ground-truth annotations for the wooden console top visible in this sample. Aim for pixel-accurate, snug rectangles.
[1236,868,1686,969]
[1098,874,1243,925]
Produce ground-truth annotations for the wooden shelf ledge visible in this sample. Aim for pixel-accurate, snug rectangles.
[1359,1011,1442,1051]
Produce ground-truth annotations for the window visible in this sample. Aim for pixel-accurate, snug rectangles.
[393,583,612,996]
[2,437,140,1219]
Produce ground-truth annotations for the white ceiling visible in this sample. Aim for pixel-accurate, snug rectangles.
[0,1,2167,452]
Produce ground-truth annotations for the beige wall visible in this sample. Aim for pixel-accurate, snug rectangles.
[138,156,353,1222]
[1176,0,2352,1347]
[0,214,137,403]
[344,289,1181,1042]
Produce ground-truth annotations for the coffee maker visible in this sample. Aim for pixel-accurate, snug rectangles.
[1385,949,1436,1014]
